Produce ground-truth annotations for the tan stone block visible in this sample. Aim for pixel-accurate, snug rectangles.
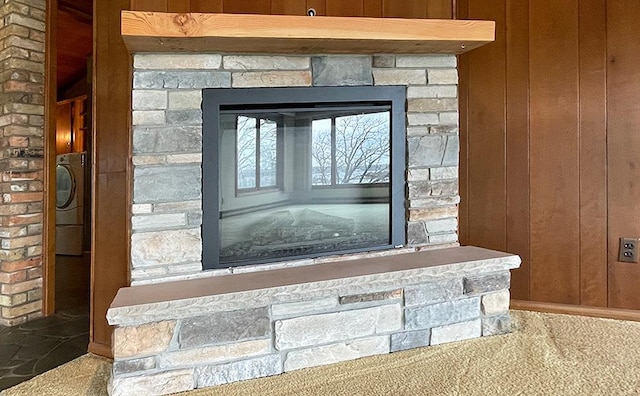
[113,321,177,359]
[408,98,458,113]
[373,69,426,85]
[1,300,41,319]
[409,207,458,221]
[481,290,510,315]
[232,71,311,88]
[1,234,41,249]
[110,369,194,396]
[428,68,458,85]
[0,278,41,294]
[224,55,309,70]
[159,339,271,368]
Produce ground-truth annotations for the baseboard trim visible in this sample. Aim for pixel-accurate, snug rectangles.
[511,300,640,322]
[88,341,113,359]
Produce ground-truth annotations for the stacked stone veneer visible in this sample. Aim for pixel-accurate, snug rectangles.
[108,249,519,395]
[131,53,460,285]
[0,0,46,326]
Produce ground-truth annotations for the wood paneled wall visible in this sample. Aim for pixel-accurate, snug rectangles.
[459,0,640,310]
[129,0,453,18]
[90,0,131,357]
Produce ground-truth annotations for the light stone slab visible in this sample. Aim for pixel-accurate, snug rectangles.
[408,98,458,113]
[428,68,458,85]
[396,55,457,68]
[168,90,202,110]
[274,304,401,350]
[391,329,431,352]
[113,356,156,375]
[407,86,457,99]
[271,297,339,318]
[404,278,463,306]
[482,290,510,315]
[373,69,426,85]
[132,91,167,110]
[110,369,195,396]
[232,71,311,87]
[430,166,458,180]
[284,336,389,371]
[407,112,440,126]
[431,319,482,345]
[429,233,459,244]
[464,272,511,295]
[113,321,176,359]
[131,229,201,268]
[407,135,445,167]
[135,54,222,70]
[426,218,458,233]
[108,252,520,327]
[224,55,309,70]
[196,355,282,387]
[159,339,271,368]
[409,207,457,222]
[131,213,187,231]
[133,110,165,125]
[179,307,270,348]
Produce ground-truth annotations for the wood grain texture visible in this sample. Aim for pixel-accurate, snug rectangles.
[168,0,190,12]
[578,0,607,307]
[505,0,530,300]
[223,0,271,14]
[511,300,640,323]
[91,0,131,354]
[44,0,58,316]
[363,0,382,17]
[383,0,426,18]
[465,0,507,252]
[120,11,495,54]
[607,0,640,310]
[426,0,453,19]
[529,0,580,304]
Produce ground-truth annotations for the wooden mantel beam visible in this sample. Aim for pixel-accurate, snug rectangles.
[121,11,495,55]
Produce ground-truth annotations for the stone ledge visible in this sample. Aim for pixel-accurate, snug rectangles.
[108,246,520,327]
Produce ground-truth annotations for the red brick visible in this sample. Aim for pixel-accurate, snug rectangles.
[6,213,41,225]
[0,278,41,294]
[0,270,26,283]
[0,257,40,272]
[3,80,43,94]
[3,191,42,203]
[26,266,41,279]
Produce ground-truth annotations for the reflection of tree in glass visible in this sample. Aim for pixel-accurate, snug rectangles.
[236,116,278,189]
[312,112,390,185]
[236,116,256,189]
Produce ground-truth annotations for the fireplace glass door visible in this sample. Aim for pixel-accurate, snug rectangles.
[203,86,406,269]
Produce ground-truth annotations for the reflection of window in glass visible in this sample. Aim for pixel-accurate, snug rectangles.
[236,116,279,191]
[311,112,390,186]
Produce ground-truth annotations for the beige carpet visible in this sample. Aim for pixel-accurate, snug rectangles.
[3,310,640,396]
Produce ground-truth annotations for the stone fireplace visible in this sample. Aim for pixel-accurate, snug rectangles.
[107,12,516,396]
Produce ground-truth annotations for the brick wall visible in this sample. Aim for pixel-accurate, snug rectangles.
[130,53,460,285]
[0,0,46,326]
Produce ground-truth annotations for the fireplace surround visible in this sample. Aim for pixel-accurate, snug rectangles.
[107,11,513,396]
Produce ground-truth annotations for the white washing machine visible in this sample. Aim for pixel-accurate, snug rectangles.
[56,152,85,255]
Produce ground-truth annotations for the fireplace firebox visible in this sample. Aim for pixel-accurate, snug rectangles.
[202,86,406,269]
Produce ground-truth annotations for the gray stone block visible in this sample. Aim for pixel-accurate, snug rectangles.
[390,329,431,352]
[130,229,201,269]
[483,313,512,336]
[339,289,402,305]
[179,307,270,348]
[405,297,480,330]
[407,221,428,245]
[407,112,440,126]
[373,69,426,85]
[113,357,156,376]
[312,56,373,86]
[442,136,459,166]
[431,318,481,345]
[133,126,202,154]
[134,54,222,70]
[404,278,463,306]
[110,369,195,396]
[232,71,311,87]
[373,55,395,68]
[430,125,459,135]
[196,354,282,387]
[133,165,201,203]
[271,297,338,318]
[165,110,202,125]
[407,135,446,168]
[397,55,456,68]
[425,218,457,234]
[408,98,458,113]
[134,71,231,89]
[464,272,511,296]
[223,55,309,70]
[440,112,459,126]
[132,90,167,111]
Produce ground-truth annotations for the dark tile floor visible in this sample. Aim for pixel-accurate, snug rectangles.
[0,255,91,391]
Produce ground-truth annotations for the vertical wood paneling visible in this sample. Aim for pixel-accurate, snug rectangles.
[505,0,530,300]
[305,0,326,16]
[465,0,507,251]
[190,0,223,12]
[130,0,167,11]
[383,0,426,18]
[168,0,191,12]
[326,0,363,16]
[91,0,131,356]
[223,0,270,14]
[426,0,452,19]
[457,0,469,245]
[607,0,640,309]
[271,0,307,15]
[363,0,382,17]
[578,0,607,307]
[529,1,580,304]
